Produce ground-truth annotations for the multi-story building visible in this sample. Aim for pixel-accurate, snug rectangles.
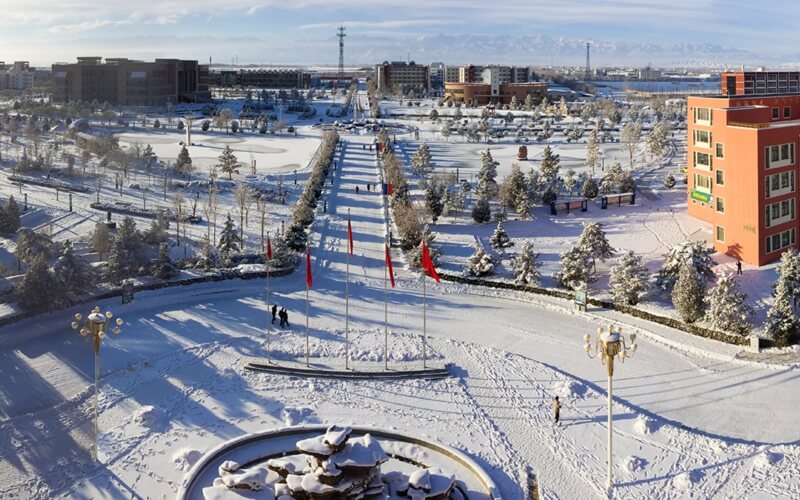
[459,65,483,83]
[637,67,662,80]
[687,70,800,265]
[375,61,429,93]
[0,61,34,91]
[443,66,460,83]
[443,81,546,106]
[209,68,309,88]
[52,57,210,106]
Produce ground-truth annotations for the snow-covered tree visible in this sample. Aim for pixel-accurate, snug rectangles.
[541,185,558,205]
[174,145,193,176]
[91,222,112,260]
[663,173,676,189]
[472,193,492,223]
[476,148,499,198]
[409,224,441,269]
[704,273,753,335]
[578,222,614,269]
[53,239,94,296]
[514,190,531,219]
[555,246,595,290]
[15,254,59,312]
[581,177,599,200]
[267,234,295,269]
[152,242,179,280]
[0,196,21,236]
[774,249,800,308]
[539,145,560,185]
[103,217,141,284]
[424,182,445,223]
[511,240,541,286]
[465,244,494,276]
[655,241,716,291]
[672,262,705,323]
[646,121,670,160]
[609,250,649,305]
[16,228,54,264]
[217,146,240,180]
[143,212,168,245]
[765,277,800,345]
[618,170,636,193]
[217,214,241,264]
[490,221,514,250]
[620,122,642,170]
[284,223,308,251]
[410,143,433,177]
[194,241,219,271]
[500,163,527,212]
[563,169,577,196]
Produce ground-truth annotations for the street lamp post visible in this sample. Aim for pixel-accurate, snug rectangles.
[583,324,638,492]
[71,306,123,461]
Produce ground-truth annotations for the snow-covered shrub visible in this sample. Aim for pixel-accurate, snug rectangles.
[703,273,753,335]
[489,221,514,250]
[511,240,541,286]
[465,244,494,276]
[609,250,649,305]
[671,262,705,323]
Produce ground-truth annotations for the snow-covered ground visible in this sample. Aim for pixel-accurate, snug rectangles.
[0,121,799,499]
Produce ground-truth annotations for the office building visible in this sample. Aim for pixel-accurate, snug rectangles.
[0,61,34,91]
[375,61,430,92]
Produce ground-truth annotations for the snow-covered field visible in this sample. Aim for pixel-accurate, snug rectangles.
[0,92,798,499]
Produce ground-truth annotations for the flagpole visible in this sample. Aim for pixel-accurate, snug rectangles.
[345,209,350,370]
[384,248,388,371]
[305,241,310,367]
[423,271,427,369]
[266,231,271,364]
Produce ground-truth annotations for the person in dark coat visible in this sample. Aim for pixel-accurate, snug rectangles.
[552,396,561,424]
[736,259,743,275]
[278,308,285,327]
[271,304,278,324]
[355,185,360,194]
[281,308,290,327]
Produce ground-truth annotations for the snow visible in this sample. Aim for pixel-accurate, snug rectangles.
[0,92,798,499]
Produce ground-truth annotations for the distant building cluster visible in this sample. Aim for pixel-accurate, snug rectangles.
[441,65,544,106]
[51,57,210,106]
[210,68,311,89]
[0,61,34,91]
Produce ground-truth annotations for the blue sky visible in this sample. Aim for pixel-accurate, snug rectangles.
[0,1,796,67]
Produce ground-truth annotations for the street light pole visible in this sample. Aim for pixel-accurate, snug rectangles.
[584,324,638,492]
[71,306,123,461]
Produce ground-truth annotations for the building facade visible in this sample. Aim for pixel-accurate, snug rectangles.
[375,61,430,92]
[443,82,547,106]
[209,68,310,88]
[0,61,34,91]
[687,71,800,265]
[52,57,210,106]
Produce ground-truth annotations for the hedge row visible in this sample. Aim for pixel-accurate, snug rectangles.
[438,272,754,347]
[9,175,92,193]
[90,202,177,221]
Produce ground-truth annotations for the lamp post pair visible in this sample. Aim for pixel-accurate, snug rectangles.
[584,324,638,492]
[71,306,123,461]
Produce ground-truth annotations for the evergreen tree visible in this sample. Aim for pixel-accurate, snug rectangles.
[476,148,499,198]
[581,177,599,200]
[16,254,60,312]
[53,239,94,296]
[15,228,54,264]
[472,193,492,223]
[774,249,800,308]
[526,168,543,205]
[103,217,141,284]
[655,241,716,291]
[217,214,241,263]
[152,242,179,280]
[578,222,614,270]
[512,240,541,286]
[500,163,527,210]
[267,234,295,269]
[194,241,219,271]
[409,224,441,269]
[490,221,514,250]
[609,250,649,305]
[91,222,112,260]
[672,262,705,323]
[618,170,636,193]
[424,182,445,223]
[539,146,560,185]
[217,146,240,180]
[704,273,753,335]
[0,196,21,235]
[765,277,800,345]
[541,185,558,205]
[174,145,193,176]
[143,212,168,245]
[646,121,670,160]
[284,222,308,251]
[514,189,531,219]
[601,161,624,193]
[465,244,494,276]
[410,143,432,177]
[555,245,595,290]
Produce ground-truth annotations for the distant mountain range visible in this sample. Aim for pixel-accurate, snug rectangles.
[344,34,786,69]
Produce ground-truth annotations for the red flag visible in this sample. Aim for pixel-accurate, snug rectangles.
[266,237,273,260]
[385,244,395,288]
[305,245,313,288]
[347,218,354,255]
[387,183,393,196]
[421,242,440,283]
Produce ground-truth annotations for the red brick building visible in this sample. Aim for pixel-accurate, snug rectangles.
[687,71,800,265]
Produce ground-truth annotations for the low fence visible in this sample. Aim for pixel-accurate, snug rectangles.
[438,272,754,347]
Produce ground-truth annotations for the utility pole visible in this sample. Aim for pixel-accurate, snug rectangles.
[585,42,591,81]
[337,26,346,84]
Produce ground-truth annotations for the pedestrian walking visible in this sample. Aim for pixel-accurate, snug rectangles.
[355,185,360,194]
[271,304,278,324]
[736,259,743,275]
[281,308,290,327]
[552,396,561,424]
[367,183,371,192]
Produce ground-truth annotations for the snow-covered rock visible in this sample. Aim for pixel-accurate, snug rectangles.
[131,405,166,430]
[632,415,660,435]
[172,448,202,472]
[623,456,648,474]
[753,450,783,469]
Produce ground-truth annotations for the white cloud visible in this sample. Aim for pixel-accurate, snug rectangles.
[49,19,117,34]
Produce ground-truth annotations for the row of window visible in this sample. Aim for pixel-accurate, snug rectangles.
[766,228,797,254]
[766,171,796,198]
[765,143,795,169]
[771,106,793,120]
[765,198,796,228]
[692,171,725,193]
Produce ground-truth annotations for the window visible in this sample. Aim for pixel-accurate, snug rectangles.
[693,129,711,147]
[766,228,796,253]
[716,169,725,186]
[693,173,712,192]
[715,143,724,159]
[772,107,780,120]
[694,151,712,169]
[765,198,796,227]
[716,196,725,213]
[785,107,792,118]
[695,107,712,124]
[765,143,796,169]
[716,225,725,242]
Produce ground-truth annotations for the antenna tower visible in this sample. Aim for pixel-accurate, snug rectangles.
[337,26,346,82]
[585,42,591,81]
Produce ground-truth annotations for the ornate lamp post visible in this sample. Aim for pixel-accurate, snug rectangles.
[583,324,638,492]
[71,306,123,461]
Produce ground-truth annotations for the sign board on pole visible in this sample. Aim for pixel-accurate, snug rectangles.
[121,281,134,305]
[575,290,587,312]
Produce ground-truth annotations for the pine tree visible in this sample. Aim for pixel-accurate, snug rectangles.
[672,262,705,323]
[425,182,445,223]
[267,234,295,269]
[217,214,241,263]
[704,273,753,335]
[581,177,599,200]
[765,277,800,345]
[646,121,670,160]
[0,196,21,235]
[514,190,531,219]
[490,221,514,250]
[16,254,60,312]
[554,246,595,290]
[472,193,492,223]
[512,240,541,286]
[578,222,614,270]
[539,146,560,185]
[476,148,499,198]
[53,239,94,296]
[103,217,141,284]
[526,168,543,205]
[217,146,240,180]
[618,170,636,193]
[152,242,179,280]
[15,228,54,264]
[410,143,432,177]
[500,163,527,211]
[774,249,800,308]
[143,212,168,245]
[410,224,441,269]
[465,244,494,276]
[175,146,193,176]
[284,223,308,251]
[620,121,642,170]
[609,250,649,305]
[655,241,716,291]
[194,241,219,271]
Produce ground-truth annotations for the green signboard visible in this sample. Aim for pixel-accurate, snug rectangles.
[690,190,712,203]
